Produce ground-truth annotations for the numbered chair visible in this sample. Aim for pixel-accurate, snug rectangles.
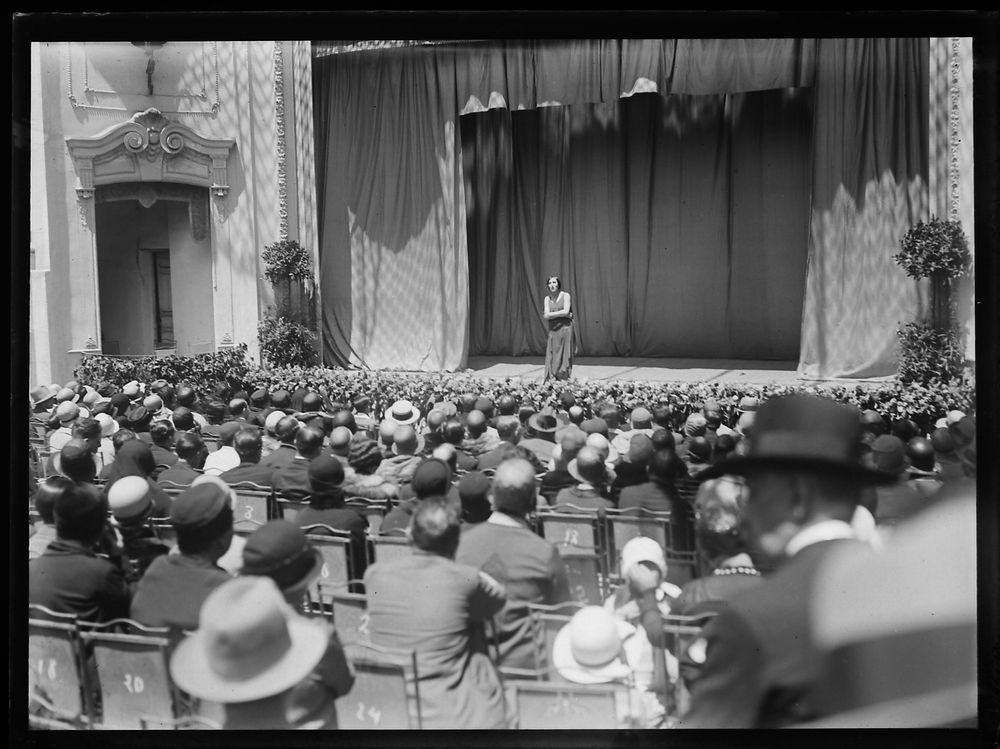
[604,507,697,587]
[28,605,92,729]
[302,525,355,594]
[367,528,413,566]
[335,641,422,729]
[536,505,609,603]
[505,680,630,729]
[229,483,273,533]
[328,584,370,644]
[78,619,179,729]
[274,495,310,523]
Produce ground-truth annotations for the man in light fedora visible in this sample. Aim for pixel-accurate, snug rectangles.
[169,576,332,729]
[680,394,896,728]
[518,408,566,467]
[239,520,355,729]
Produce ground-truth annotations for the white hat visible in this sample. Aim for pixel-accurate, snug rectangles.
[384,399,420,426]
[552,606,636,684]
[584,433,619,466]
[123,380,142,397]
[946,410,966,426]
[107,475,153,522]
[264,410,285,435]
[95,413,119,438]
[169,576,329,703]
[620,536,668,579]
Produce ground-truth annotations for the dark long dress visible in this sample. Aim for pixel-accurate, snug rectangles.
[544,292,573,380]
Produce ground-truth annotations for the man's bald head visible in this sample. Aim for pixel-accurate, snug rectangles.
[491,458,538,517]
[466,410,487,438]
[295,425,326,459]
[329,426,353,457]
[393,425,419,455]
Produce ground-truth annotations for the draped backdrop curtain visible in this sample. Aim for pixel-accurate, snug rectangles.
[313,38,927,376]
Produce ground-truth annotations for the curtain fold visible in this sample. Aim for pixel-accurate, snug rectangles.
[462,90,812,359]
[797,38,929,378]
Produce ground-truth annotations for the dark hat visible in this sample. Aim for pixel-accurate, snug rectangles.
[930,427,956,454]
[580,418,609,437]
[30,385,59,408]
[125,404,150,428]
[308,455,345,490]
[241,520,323,596]
[906,437,937,473]
[737,396,759,413]
[626,433,655,465]
[949,416,975,448]
[250,388,269,407]
[458,470,491,504]
[700,395,896,484]
[868,435,908,475]
[411,458,452,498]
[686,436,712,464]
[348,438,382,470]
[331,409,358,432]
[271,389,292,409]
[60,438,92,464]
[529,410,567,436]
[219,420,245,444]
[170,483,232,535]
[96,382,118,398]
[109,393,132,417]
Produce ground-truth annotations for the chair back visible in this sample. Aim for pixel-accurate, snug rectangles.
[536,505,608,601]
[335,641,421,729]
[367,530,413,566]
[274,495,310,523]
[201,436,220,454]
[28,605,91,728]
[78,618,178,729]
[346,498,389,536]
[150,520,178,549]
[603,507,698,586]
[662,611,719,718]
[506,680,628,729]
[524,601,588,675]
[302,525,354,593]
[329,586,370,644]
[229,483,273,532]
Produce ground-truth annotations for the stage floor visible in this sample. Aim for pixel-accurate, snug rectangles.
[463,356,895,386]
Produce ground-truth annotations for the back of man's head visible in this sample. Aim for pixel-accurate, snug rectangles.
[233,428,263,463]
[497,395,518,417]
[295,425,325,459]
[650,428,675,452]
[330,409,357,433]
[474,397,495,421]
[175,432,207,467]
[228,398,248,418]
[175,385,197,408]
[378,419,397,447]
[441,418,466,446]
[410,495,462,558]
[111,428,137,453]
[649,448,683,484]
[150,419,175,446]
[204,400,227,424]
[458,393,478,414]
[55,482,107,543]
[651,404,673,430]
[172,407,195,432]
[329,426,353,456]
[411,458,453,500]
[34,476,75,525]
[466,410,487,438]
[72,417,101,444]
[393,425,419,456]
[907,436,937,473]
[567,405,585,426]
[425,409,446,432]
[491,458,538,517]
[275,415,300,444]
[496,415,521,443]
[556,426,588,463]
[61,438,97,483]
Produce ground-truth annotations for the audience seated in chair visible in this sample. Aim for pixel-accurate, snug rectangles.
[219,429,276,487]
[100,440,172,518]
[295,456,369,580]
[273,425,327,501]
[107,475,172,588]
[240,520,355,728]
[365,496,510,728]
[156,432,207,487]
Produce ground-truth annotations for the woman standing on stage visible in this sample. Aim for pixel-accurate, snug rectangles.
[543,276,574,381]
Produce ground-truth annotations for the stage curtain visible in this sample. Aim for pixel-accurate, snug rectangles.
[312,47,469,370]
[463,89,812,359]
[313,40,824,370]
[797,38,929,379]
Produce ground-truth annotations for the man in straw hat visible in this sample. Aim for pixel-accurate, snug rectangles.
[679,395,896,728]
[239,520,355,728]
[168,576,331,729]
[365,496,509,728]
[107,474,172,586]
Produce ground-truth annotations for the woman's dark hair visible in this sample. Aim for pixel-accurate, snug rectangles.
[54,482,108,543]
[34,476,75,524]
[546,276,561,290]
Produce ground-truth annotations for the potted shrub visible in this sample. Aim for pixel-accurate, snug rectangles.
[259,239,318,368]
[893,216,970,384]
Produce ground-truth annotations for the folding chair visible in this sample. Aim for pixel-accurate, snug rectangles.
[345,498,389,536]
[661,611,719,717]
[302,524,355,594]
[78,618,179,729]
[367,529,413,566]
[274,495,310,523]
[335,641,422,729]
[536,505,608,603]
[28,605,92,729]
[150,520,178,549]
[519,601,587,678]
[603,507,698,587]
[201,436,220,454]
[228,483,273,532]
[505,680,630,729]
[328,585,369,644]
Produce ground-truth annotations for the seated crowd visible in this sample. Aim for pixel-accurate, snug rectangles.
[27,378,978,729]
